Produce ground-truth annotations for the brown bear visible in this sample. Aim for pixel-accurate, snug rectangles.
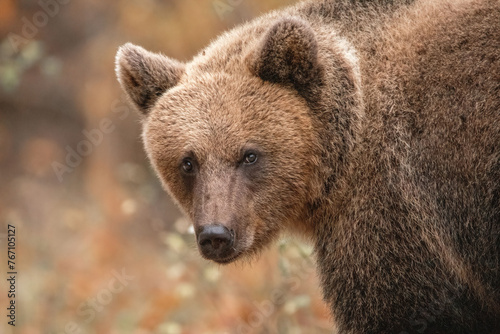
[115,0,500,332]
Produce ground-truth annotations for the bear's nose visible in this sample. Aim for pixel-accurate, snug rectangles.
[197,224,234,260]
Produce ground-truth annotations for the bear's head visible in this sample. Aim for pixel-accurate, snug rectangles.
[116,17,361,263]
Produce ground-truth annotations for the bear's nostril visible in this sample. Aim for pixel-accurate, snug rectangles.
[199,237,228,248]
[197,224,234,259]
[199,239,212,247]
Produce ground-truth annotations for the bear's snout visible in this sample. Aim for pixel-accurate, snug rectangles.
[196,224,236,262]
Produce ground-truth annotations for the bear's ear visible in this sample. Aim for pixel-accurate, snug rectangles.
[246,17,321,91]
[115,43,185,115]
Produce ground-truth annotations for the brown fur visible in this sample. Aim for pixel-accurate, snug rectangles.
[116,0,500,332]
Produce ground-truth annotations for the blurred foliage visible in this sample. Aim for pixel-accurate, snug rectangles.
[0,0,331,333]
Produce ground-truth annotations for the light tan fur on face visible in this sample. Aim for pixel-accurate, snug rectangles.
[143,72,318,258]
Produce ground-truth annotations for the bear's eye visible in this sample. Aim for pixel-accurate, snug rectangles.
[243,152,258,165]
[181,158,194,173]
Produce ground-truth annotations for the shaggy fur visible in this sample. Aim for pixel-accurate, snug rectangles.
[116,0,500,332]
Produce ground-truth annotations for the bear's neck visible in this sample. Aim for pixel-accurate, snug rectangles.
[296,0,415,40]
[305,32,365,207]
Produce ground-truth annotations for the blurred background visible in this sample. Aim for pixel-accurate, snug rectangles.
[0,0,331,333]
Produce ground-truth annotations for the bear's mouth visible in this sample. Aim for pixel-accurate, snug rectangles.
[212,251,242,264]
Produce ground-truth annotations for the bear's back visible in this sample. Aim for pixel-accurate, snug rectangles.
[314,0,500,332]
